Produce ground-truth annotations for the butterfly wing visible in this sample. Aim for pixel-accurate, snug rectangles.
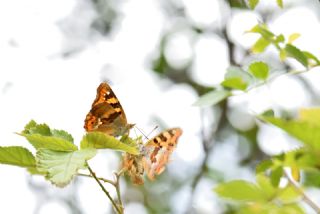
[84,82,133,136]
[143,128,182,180]
[122,153,145,185]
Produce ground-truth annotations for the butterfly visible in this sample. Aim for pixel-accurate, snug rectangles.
[84,82,134,137]
[122,128,183,185]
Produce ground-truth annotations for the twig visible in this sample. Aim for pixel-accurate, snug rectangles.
[86,163,122,214]
[285,171,320,213]
[114,172,124,213]
[77,173,115,185]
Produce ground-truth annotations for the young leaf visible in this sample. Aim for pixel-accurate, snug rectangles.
[303,51,320,66]
[248,0,259,9]
[222,66,254,90]
[284,44,308,68]
[36,148,97,187]
[256,174,276,199]
[193,90,231,107]
[278,185,301,203]
[248,61,269,80]
[277,0,283,8]
[80,132,139,155]
[275,34,285,43]
[279,48,287,61]
[0,146,35,168]
[249,24,275,40]
[19,133,78,151]
[270,166,283,187]
[214,180,266,202]
[288,33,300,44]
[252,37,271,53]
[299,108,320,126]
[256,159,273,173]
[221,77,248,90]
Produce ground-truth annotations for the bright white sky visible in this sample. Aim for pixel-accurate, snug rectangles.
[0,0,320,213]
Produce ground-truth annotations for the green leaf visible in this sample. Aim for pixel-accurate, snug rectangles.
[277,0,283,8]
[80,132,139,155]
[221,77,248,90]
[303,51,320,66]
[256,159,273,173]
[270,166,283,187]
[193,90,231,107]
[120,135,140,148]
[20,133,78,151]
[249,24,275,40]
[214,180,266,202]
[239,203,304,214]
[252,37,271,53]
[284,44,308,67]
[278,185,301,202]
[27,167,46,175]
[248,61,269,80]
[303,169,320,187]
[275,34,285,43]
[223,66,254,90]
[261,116,320,150]
[229,0,247,8]
[256,174,276,199]
[22,120,51,135]
[248,0,259,9]
[51,129,74,143]
[19,120,77,151]
[0,146,35,168]
[299,108,320,126]
[279,48,287,60]
[36,148,97,187]
[288,33,300,44]
[261,109,275,117]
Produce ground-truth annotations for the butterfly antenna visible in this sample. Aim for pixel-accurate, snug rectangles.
[145,125,159,140]
[135,126,149,139]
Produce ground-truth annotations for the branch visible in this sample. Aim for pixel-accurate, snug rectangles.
[285,171,320,213]
[86,163,122,214]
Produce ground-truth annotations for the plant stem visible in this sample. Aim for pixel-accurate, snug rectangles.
[86,163,122,214]
[285,172,320,213]
[114,172,124,213]
[77,173,115,185]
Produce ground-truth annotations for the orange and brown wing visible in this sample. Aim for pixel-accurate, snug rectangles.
[122,153,145,185]
[143,128,182,180]
[84,82,131,136]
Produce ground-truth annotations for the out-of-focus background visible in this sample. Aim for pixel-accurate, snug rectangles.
[1,0,320,213]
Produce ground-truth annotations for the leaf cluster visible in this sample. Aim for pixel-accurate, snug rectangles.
[194,23,320,108]
[215,108,320,213]
[0,120,138,187]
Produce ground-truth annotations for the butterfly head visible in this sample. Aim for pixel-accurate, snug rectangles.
[116,123,135,137]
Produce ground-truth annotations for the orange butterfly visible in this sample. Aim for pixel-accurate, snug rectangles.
[84,82,183,184]
[84,82,134,137]
[122,128,183,185]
